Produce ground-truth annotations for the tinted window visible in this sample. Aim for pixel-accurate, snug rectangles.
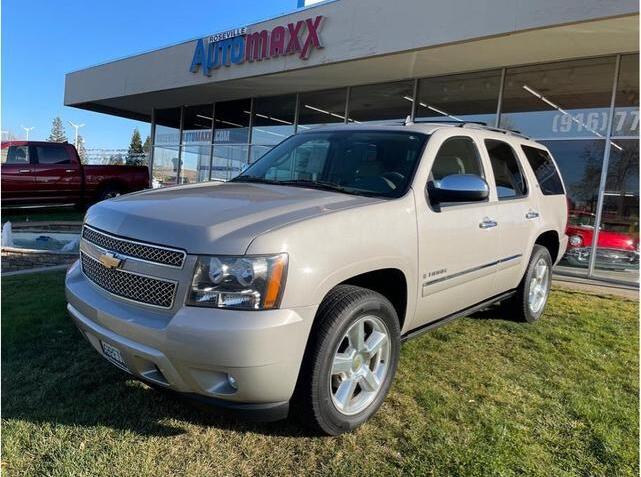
[34,145,70,165]
[2,146,29,164]
[521,145,565,195]
[485,140,527,199]
[235,131,427,198]
[430,136,483,181]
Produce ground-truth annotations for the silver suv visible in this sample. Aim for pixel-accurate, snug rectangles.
[66,122,568,435]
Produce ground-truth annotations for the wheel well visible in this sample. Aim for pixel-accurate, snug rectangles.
[535,230,560,263]
[339,268,408,329]
[96,180,127,197]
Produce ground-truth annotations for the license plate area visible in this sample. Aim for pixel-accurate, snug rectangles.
[100,340,128,371]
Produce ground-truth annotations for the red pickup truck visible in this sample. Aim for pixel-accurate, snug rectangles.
[1,141,149,207]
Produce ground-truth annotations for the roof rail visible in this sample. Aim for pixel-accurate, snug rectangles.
[460,123,530,140]
[403,116,530,139]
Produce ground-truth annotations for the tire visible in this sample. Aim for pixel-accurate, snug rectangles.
[294,285,401,435]
[508,245,553,323]
[97,185,123,202]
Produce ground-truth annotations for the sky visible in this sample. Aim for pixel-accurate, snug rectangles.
[1,0,296,149]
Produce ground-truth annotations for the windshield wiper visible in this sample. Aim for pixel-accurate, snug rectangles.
[276,179,355,195]
[231,176,279,185]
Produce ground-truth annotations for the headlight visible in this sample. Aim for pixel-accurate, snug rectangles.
[187,254,287,310]
[569,235,583,247]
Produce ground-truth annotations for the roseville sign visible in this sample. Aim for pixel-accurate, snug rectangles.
[190,16,325,76]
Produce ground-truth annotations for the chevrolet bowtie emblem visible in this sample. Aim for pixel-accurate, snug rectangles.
[99,252,123,269]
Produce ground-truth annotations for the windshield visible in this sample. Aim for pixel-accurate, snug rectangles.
[232,130,428,198]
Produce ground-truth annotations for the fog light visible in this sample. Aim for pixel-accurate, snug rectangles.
[569,235,583,247]
[227,374,238,390]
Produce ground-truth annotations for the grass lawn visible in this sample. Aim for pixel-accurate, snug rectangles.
[2,206,84,224]
[2,271,638,476]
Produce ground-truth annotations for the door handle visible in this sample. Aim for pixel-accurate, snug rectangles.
[18,169,30,173]
[525,211,540,220]
[479,217,498,229]
[65,169,76,173]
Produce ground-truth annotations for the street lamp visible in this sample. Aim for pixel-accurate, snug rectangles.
[68,121,85,148]
[21,126,35,141]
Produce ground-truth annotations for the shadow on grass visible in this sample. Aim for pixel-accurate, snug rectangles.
[3,323,317,439]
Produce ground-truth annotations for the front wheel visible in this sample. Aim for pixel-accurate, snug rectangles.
[509,245,553,323]
[295,285,400,435]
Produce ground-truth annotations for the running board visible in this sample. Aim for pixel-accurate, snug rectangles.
[401,290,516,342]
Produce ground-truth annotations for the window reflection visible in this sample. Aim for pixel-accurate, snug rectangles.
[613,54,639,138]
[416,70,501,125]
[251,95,296,146]
[592,140,639,282]
[151,145,180,188]
[501,57,616,138]
[154,108,181,145]
[348,80,414,123]
[298,88,347,130]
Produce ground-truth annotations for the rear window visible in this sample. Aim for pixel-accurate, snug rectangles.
[521,145,565,196]
[1,146,29,164]
[34,145,70,165]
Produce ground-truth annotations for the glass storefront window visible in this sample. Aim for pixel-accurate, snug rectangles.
[151,145,180,188]
[179,145,212,184]
[613,54,639,138]
[251,94,296,146]
[542,140,606,276]
[500,57,617,139]
[214,99,251,144]
[211,145,248,181]
[154,107,181,145]
[416,70,502,125]
[348,80,414,123]
[182,104,213,145]
[298,88,347,130]
[592,140,639,283]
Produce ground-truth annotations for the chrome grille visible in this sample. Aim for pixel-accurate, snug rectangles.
[82,226,185,268]
[81,252,176,308]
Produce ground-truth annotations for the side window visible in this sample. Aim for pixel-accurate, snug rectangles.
[485,139,527,199]
[2,146,29,164]
[34,145,70,165]
[430,136,484,181]
[521,145,565,195]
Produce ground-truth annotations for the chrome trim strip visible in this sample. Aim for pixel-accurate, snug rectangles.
[82,224,187,269]
[423,254,522,287]
[80,251,178,310]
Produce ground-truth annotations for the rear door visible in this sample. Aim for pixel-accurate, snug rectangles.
[482,138,536,292]
[412,130,500,327]
[32,144,82,204]
[1,145,37,204]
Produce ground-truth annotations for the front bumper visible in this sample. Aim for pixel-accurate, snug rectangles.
[65,260,317,418]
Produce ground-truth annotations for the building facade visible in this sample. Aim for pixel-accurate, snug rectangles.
[65,0,639,284]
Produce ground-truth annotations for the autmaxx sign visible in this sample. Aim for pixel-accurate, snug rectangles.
[190,16,325,76]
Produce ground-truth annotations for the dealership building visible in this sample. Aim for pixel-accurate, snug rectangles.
[65,0,639,284]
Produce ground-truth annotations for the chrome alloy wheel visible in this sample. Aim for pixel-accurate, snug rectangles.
[528,258,550,314]
[329,315,391,416]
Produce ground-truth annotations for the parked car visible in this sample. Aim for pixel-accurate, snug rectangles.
[563,210,639,270]
[65,122,568,435]
[1,141,149,207]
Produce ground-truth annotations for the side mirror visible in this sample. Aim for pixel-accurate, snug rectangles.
[427,174,489,204]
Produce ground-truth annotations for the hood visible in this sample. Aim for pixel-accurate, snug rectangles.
[84,182,380,255]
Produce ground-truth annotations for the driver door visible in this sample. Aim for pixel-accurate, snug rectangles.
[412,131,500,328]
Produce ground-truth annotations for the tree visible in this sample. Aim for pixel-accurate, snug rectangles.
[76,135,87,164]
[142,135,151,154]
[127,128,145,165]
[48,116,68,143]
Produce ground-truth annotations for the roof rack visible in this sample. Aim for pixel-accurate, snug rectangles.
[403,116,530,140]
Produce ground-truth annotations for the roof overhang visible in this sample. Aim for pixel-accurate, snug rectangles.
[64,0,639,122]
